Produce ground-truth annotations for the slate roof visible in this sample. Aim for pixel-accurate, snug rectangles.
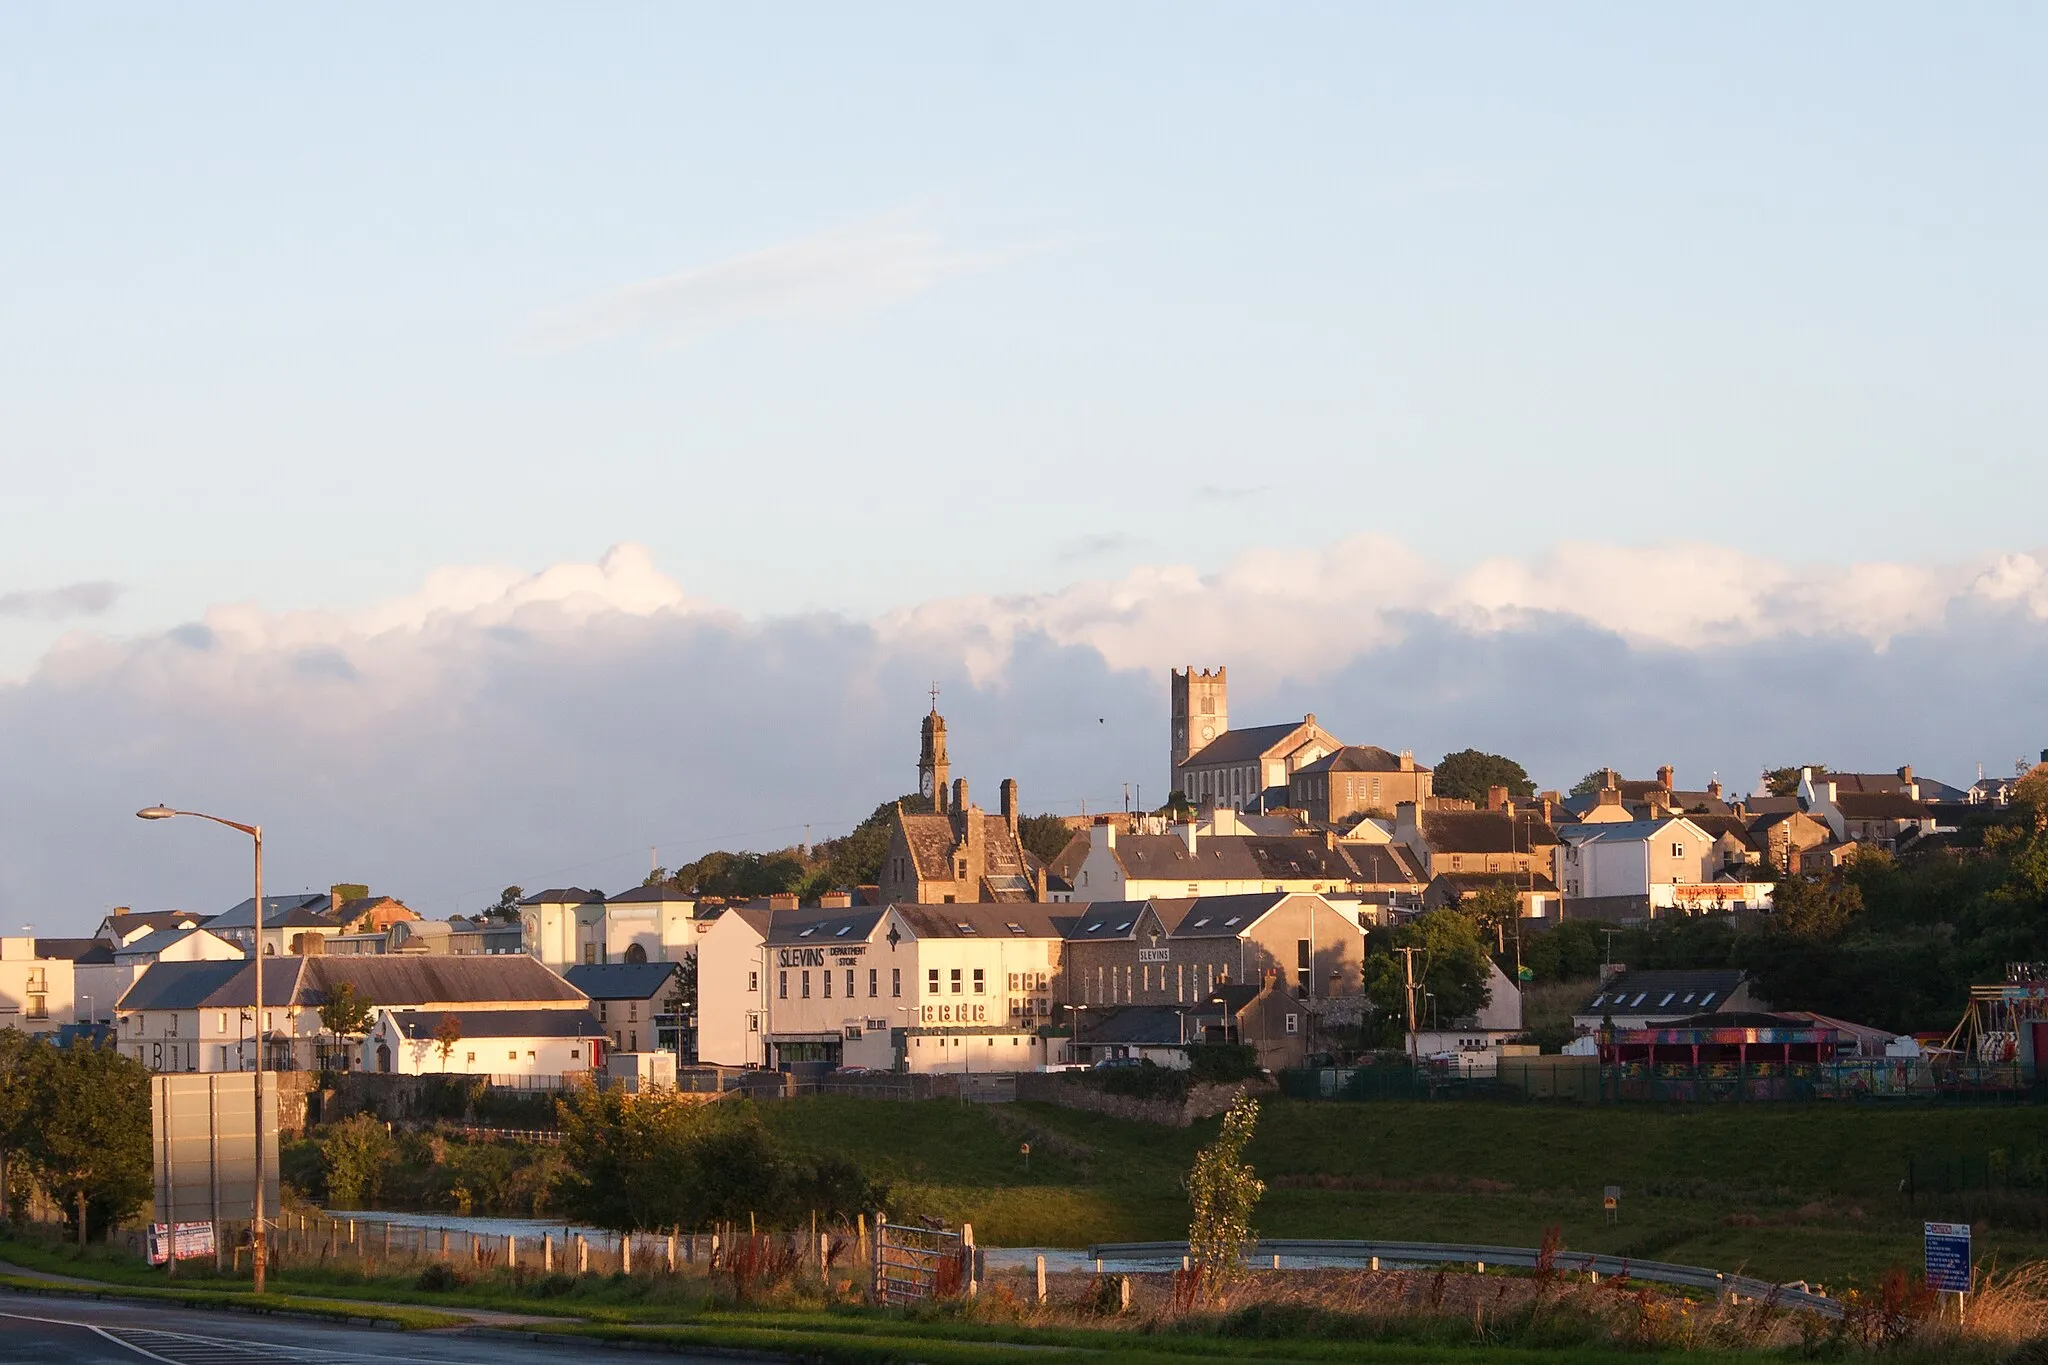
[1112,834,1264,881]
[1419,810,1560,853]
[102,911,206,937]
[1668,792,1735,816]
[890,904,1069,939]
[301,955,585,1006]
[386,1009,607,1041]
[1073,1005,1192,1047]
[1340,844,1424,885]
[115,928,222,958]
[1064,900,1149,940]
[1577,968,1747,1017]
[209,894,335,929]
[518,888,605,906]
[1561,817,1692,846]
[1684,815,1759,850]
[1156,893,1288,938]
[1823,771,1966,801]
[1833,792,1932,819]
[762,908,886,946]
[116,959,295,1012]
[896,810,1035,896]
[604,884,696,905]
[1181,721,1317,767]
[563,962,684,999]
[1294,745,1424,775]
[1046,830,1092,884]
[31,938,102,961]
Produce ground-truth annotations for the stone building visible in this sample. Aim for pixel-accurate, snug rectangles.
[876,700,1046,904]
[1059,891,1363,1009]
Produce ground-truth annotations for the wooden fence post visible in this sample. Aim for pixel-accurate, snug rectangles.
[1036,1254,1046,1305]
[507,1235,517,1270]
[963,1222,977,1298]
[543,1233,553,1272]
[621,1233,631,1275]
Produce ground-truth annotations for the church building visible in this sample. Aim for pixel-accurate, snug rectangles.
[875,698,1048,904]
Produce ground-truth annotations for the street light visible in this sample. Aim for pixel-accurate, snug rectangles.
[137,804,269,1294]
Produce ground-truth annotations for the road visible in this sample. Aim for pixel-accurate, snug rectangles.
[0,1293,741,1364]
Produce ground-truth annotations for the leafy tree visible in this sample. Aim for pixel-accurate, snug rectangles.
[1361,911,1491,1038]
[483,886,523,923]
[1522,920,1608,981]
[1017,813,1078,865]
[320,1113,395,1207]
[19,1040,152,1243]
[1186,1094,1265,1303]
[0,1027,36,1220]
[1456,883,1521,951]
[1762,765,1827,798]
[1568,770,1610,799]
[432,1016,464,1070]
[813,793,931,890]
[1769,873,1865,943]
[317,981,375,1067]
[1433,749,1535,805]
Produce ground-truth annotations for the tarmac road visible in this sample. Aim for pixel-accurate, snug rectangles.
[0,1293,741,1364]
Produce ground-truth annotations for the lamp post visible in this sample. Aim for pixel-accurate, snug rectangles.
[137,805,268,1294]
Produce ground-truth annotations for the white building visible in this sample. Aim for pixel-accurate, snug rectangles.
[694,906,773,1067]
[363,1007,606,1077]
[592,884,699,963]
[519,888,608,970]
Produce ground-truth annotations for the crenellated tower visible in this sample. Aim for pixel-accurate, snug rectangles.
[1170,665,1228,787]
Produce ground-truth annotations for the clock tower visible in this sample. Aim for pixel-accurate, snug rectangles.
[1170,665,1228,790]
[918,688,951,813]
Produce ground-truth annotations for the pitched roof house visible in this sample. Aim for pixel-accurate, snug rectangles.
[875,780,1046,905]
[1570,967,1764,1033]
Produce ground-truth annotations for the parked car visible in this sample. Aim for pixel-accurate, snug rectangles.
[833,1065,878,1076]
[1092,1056,1145,1070]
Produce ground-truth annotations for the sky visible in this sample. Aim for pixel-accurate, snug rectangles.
[2,6,2045,931]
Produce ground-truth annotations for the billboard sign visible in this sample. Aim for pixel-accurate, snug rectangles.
[146,1221,217,1265]
[1923,1222,1972,1294]
[151,1073,279,1232]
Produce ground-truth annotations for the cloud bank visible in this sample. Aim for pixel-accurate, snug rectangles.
[5,538,2046,932]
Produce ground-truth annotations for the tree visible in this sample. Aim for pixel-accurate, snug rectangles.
[1017,813,1078,865]
[483,886,523,923]
[1434,749,1535,805]
[1568,770,1610,799]
[1457,883,1521,952]
[813,794,931,890]
[1762,765,1827,798]
[1361,911,1491,1039]
[1769,873,1865,943]
[317,982,375,1070]
[321,1113,395,1207]
[0,1027,36,1221]
[19,1040,152,1244]
[432,1015,464,1070]
[1186,1094,1265,1303]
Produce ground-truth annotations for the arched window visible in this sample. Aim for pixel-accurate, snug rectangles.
[624,943,648,964]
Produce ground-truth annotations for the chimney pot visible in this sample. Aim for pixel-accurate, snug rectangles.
[1603,768,1619,790]
[1399,749,1414,772]
[1657,765,1675,790]
[1486,784,1509,811]
[1708,780,1723,800]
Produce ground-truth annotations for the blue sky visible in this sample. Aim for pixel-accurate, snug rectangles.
[2,6,2045,925]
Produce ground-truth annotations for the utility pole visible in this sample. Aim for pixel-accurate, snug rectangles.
[1395,946,1422,1062]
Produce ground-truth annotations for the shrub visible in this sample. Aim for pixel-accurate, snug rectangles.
[1184,1044,1260,1084]
[414,1263,470,1291]
[320,1114,396,1208]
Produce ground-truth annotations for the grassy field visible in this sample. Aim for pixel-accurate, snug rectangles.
[757,1095,2048,1289]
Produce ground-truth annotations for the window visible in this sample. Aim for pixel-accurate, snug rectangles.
[509,1050,517,1061]
[846,968,855,997]
[927,968,940,995]
[808,971,817,998]
[950,968,963,994]
[747,1012,760,1033]
[822,970,832,998]
[972,968,985,994]
[466,1051,476,1064]
[1114,921,1131,932]
[748,970,758,992]
[892,968,902,998]
[956,859,968,879]
[779,971,788,999]
[598,1002,608,1021]
[570,1048,580,1059]
[869,968,878,997]
[836,925,851,937]
[1698,992,1717,1006]
[1671,842,1685,858]
[799,926,817,937]
[1658,993,1674,1007]
[1297,938,1312,992]
[1284,1014,1299,1035]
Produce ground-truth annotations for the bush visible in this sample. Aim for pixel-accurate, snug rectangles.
[1185,1044,1260,1084]
[1090,1062,1191,1101]
[414,1263,470,1291]
[321,1114,396,1208]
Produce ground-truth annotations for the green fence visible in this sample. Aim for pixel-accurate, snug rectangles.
[1279,1059,2037,1105]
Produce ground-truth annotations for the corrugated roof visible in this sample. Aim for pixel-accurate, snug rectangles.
[562,961,684,998]
[387,1009,607,1041]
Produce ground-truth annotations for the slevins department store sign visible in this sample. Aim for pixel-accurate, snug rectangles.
[777,945,869,967]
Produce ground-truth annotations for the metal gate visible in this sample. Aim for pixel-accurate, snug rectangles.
[874,1219,969,1304]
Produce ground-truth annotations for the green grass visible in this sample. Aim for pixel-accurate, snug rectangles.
[758,1095,2048,1289]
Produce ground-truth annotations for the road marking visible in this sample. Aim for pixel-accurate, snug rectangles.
[0,1310,459,1365]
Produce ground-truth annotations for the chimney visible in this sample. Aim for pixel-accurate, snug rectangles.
[1487,784,1509,812]
[1708,780,1723,801]
[329,889,342,915]
[1176,821,1198,854]
[767,892,798,911]
[1898,765,1913,785]
[820,890,852,908]
[1093,820,1117,852]
[1657,765,1675,791]
[1305,713,1316,728]
[953,777,969,813]
[1603,767,1619,791]
[1000,778,1019,836]
[1597,786,1622,808]
[1034,866,1047,900]
[1399,749,1414,772]
[1647,788,1672,818]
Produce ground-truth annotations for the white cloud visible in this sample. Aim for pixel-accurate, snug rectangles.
[7,536,2048,931]
[526,210,1037,349]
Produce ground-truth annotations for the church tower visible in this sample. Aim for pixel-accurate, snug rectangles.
[1170,666,1228,783]
[919,691,951,813]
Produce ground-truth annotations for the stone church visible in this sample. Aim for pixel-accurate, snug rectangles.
[875,699,1047,904]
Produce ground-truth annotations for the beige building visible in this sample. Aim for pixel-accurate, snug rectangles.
[1171,663,1345,810]
[693,906,773,1068]
[876,779,1045,905]
[1070,819,1417,904]
[1289,746,1433,825]
[1061,892,1364,1009]
[0,937,76,1036]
